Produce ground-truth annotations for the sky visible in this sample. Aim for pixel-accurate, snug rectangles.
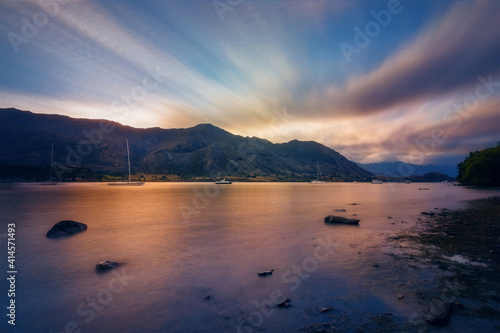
[1,0,499,165]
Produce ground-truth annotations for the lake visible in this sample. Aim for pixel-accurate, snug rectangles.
[1,182,499,332]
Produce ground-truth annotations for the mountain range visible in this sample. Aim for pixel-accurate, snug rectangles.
[0,108,373,181]
[357,161,458,178]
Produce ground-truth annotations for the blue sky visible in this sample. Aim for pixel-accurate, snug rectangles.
[1,0,499,165]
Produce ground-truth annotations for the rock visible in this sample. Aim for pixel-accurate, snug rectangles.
[387,216,392,219]
[318,306,333,313]
[95,260,120,272]
[203,295,211,300]
[324,215,360,225]
[419,188,430,190]
[371,264,380,268]
[46,220,87,238]
[276,299,291,308]
[420,211,435,216]
[425,299,453,326]
[333,208,346,212]
[257,269,274,277]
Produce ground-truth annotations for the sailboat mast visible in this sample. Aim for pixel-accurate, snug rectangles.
[50,144,54,182]
[126,138,131,182]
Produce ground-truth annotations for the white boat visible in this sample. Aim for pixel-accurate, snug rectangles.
[371,179,383,184]
[215,178,232,184]
[310,161,326,184]
[108,139,145,186]
[41,144,57,185]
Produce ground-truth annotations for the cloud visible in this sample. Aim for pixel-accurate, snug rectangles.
[1,1,499,166]
[312,2,500,117]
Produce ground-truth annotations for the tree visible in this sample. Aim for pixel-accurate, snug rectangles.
[457,146,500,186]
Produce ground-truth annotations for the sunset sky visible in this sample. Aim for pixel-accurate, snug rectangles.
[1,0,499,165]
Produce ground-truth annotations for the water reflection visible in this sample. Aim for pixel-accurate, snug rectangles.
[0,182,499,332]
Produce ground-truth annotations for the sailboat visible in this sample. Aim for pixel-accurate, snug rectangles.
[215,178,232,184]
[41,144,57,185]
[310,161,326,184]
[108,139,145,186]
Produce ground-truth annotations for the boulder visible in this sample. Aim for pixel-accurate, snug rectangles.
[95,261,120,272]
[425,299,453,326]
[324,215,359,225]
[46,220,87,238]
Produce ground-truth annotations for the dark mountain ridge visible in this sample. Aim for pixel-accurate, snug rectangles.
[357,161,458,178]
[0,108,372,180]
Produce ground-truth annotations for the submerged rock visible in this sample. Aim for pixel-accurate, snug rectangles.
[425,299,453,326]
[257,269,274,277]
[95,260,120,272]
[276,299,291,308]
[318,306,333,313]
[324,215,360,225]
[46,220,87,238]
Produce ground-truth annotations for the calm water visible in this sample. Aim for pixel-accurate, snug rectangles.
[1,182,499,333]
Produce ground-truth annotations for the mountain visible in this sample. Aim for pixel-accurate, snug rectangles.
[0,108,372,181]
[357,161,458,178]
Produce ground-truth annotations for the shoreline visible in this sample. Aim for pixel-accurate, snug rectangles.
[389,196,500,330]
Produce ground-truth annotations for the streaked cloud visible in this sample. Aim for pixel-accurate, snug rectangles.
[0,0,499,165]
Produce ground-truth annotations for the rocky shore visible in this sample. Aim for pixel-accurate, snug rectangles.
[389,196,500,330]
